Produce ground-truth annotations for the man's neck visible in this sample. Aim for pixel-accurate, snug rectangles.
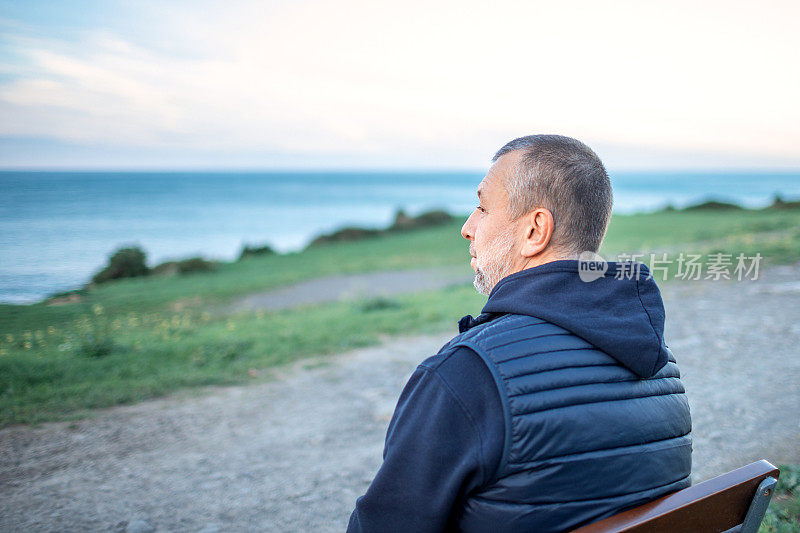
[515,248,569,273]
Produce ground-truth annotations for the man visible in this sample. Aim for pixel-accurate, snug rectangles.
[347,135,692,532]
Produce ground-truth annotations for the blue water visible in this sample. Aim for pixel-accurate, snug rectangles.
[1,170,799,304]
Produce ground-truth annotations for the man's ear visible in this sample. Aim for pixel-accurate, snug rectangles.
[520,208,555,258]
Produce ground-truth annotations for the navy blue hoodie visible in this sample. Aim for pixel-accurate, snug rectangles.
[348,260,680,532]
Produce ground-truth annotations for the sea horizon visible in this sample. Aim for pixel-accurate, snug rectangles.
[2,168,800,305]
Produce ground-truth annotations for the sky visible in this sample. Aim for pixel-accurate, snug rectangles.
[0,0,799,170]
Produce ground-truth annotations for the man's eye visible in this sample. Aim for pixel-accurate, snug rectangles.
[476,205,487,213]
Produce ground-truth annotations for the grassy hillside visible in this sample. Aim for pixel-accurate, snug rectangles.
[1,208,799,426]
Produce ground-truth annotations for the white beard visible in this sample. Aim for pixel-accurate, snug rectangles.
[472,226,517,296]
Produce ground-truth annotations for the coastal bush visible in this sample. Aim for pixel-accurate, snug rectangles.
[92,246,149,284]
[308,208,456,247]
[308,226,383,247]
[238,244,276,261]
[174,257,216,274]
[683,199,744,211]
[389,209,453,231]
[767,194,800,210]
[151,257,216,276]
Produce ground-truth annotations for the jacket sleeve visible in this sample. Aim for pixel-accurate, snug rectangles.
[347,360,493,533]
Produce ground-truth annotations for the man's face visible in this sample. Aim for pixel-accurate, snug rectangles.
[461,152,523,296]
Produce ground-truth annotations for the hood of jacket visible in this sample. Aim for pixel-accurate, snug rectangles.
[460,259,668,378]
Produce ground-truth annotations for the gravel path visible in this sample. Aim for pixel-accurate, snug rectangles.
[227,267,472,313]
[2,265,799,532]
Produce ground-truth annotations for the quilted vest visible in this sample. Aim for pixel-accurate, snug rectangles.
[444,313,692,532]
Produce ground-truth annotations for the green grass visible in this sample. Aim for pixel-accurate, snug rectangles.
[601,208,800,257]
[760,464,800,532]
[0,284,484,425]
[2,208,800,426]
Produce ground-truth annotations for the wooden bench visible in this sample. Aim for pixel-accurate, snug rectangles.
[571,460,780,533]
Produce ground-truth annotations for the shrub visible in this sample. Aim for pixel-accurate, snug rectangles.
[307,209,456,248]
[389,209,453,231]
[151,257,216,276]
[238,244,276,261]
[308,227,383,247]
[175,257,216,274]
[766,194,800,210]
[91,247,149,284]
[683,200,744,211]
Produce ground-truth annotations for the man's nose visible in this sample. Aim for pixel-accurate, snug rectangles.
[461,212,476,240]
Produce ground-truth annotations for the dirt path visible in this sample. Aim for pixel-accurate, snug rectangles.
[2,265,799,532]
[227,267,472,313]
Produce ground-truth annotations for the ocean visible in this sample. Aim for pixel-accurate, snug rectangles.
[2,170,799,304]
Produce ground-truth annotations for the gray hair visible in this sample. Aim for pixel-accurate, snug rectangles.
[492,134,613,255]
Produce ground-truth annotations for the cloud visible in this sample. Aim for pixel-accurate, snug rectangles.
[0,0,799,168]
